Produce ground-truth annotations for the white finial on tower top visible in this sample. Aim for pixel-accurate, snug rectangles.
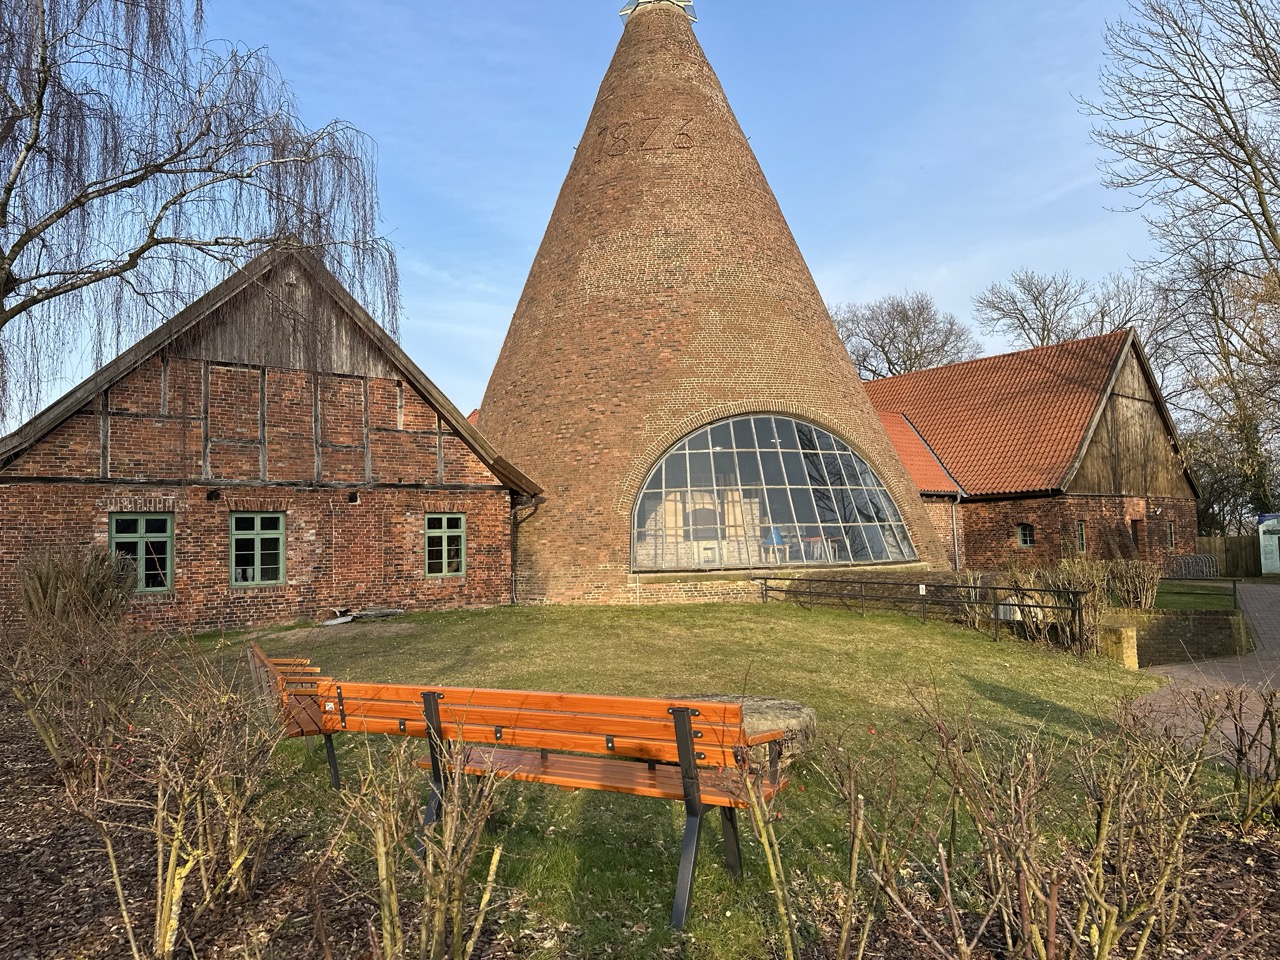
[620,0,697,23]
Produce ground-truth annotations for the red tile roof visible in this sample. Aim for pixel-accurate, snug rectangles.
[877,412,962,496]
[865,330,1130,497]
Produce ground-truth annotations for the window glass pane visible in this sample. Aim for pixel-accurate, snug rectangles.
[114,517,139,536]
[427,516,443,530]
[632,417,914,571]
[759,449,786,486]
[863,524,888,557]
[882,525,906,562]
[753,417,778,447]
[115,541,139,559]
[812,486,840,524]
[709,421,732,449]
[446,516,463,530]
[258,515,281,532]
[233,515,254,532]
[790,487,819,524]
[846,526,872,562]
[735,449,762,486]
[781,451,807,486]
[688,451,714,488]
[766,487,796,525]
[803,450,829,486]
[774,418,799,449]
[713,450,736,483]
[665,453,688,489]
[837,453,864,488]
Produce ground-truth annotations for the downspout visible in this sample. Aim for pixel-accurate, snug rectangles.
[510,494,545,604]
[951,493,962,572]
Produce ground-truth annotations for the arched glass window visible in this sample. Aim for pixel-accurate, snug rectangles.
[632,415,917,571]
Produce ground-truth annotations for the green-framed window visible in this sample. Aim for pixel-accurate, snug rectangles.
[1017,524,1035,548]
[110,513,174,593]
[426,514,465,577]
[1077,520,1087,554]
[231,513,285,586]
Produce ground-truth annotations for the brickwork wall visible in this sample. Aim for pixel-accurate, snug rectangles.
[961,495,1198,571]
[0,357,514,631]
[478,4,947,605]
[1106,609,1251,666]
[921,497,964,571]
[0,485,512,631]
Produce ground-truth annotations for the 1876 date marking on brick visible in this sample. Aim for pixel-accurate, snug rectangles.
[594,117,694,159]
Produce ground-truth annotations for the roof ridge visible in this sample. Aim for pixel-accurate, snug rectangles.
[867,327,1132,387]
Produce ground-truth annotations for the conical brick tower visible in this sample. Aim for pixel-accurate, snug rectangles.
[479,1,946,602]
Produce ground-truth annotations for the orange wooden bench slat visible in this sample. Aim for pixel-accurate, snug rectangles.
[416,747,785,807]
[310,679,744,725]
[325,713,744,767]
[311,695,744,744]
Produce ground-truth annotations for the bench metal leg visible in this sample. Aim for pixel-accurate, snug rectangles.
[720,806,742,878]
[672,810,704,929]
[323,734,341,791]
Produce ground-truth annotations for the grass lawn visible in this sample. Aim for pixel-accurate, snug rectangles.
[229,604,1160,959]
[1156,580,1237,610]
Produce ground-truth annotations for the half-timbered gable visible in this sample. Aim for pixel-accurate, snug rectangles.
[0,249,539,630]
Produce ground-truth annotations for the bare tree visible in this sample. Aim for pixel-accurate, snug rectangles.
[1089,0,1280,282]
[972,267,1180,383]
[830,291,982,381]
[972,269,1093,349]
[0,0,399,422]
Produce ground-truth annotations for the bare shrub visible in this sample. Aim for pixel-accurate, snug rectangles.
[818,697,1219,960]
[1189,686,1280,831]
[342,739,504,960]
[817,730,948,960]
[1108,560,1163,609]
[94,648,284,960]
[3,547,156,798]
[1050,558,1111,653]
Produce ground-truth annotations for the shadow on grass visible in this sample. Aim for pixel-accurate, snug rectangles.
[961,674,1094,734]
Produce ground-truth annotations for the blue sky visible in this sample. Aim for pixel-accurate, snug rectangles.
[202,0,1153,415]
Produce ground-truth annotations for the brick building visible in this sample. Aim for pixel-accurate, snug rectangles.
[0,249,540,631]
[476,0,946,603]
[865,330,1199,571]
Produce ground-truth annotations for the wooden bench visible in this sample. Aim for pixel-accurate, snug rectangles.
[247,643,787,927]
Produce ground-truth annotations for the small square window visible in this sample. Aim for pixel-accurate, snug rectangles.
[1077,521,1087,554]
[426,513,466,577]
[1017,524,1035,548]
[1168,521,1176,548]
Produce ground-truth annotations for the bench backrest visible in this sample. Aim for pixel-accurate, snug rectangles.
[247,642,330,738]
[309,679,750,768]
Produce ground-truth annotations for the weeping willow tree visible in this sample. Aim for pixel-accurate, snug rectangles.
[0,0,399,424]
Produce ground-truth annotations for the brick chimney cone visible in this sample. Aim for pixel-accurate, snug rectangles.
[478,3,946,602]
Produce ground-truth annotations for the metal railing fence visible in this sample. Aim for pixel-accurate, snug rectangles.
[757,577,1089,656]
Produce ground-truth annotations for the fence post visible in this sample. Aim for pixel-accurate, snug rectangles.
[992,586,999,641]
[1074,592,1085,657]
[1233,579,1239,610]
[860,582,866,618]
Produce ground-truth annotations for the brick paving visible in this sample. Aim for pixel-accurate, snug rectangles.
[1148,582,1280,691]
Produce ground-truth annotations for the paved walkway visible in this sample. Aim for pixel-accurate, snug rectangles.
[1148,582,1280,690]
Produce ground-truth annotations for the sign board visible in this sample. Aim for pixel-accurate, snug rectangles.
[1260,514,1280,574]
